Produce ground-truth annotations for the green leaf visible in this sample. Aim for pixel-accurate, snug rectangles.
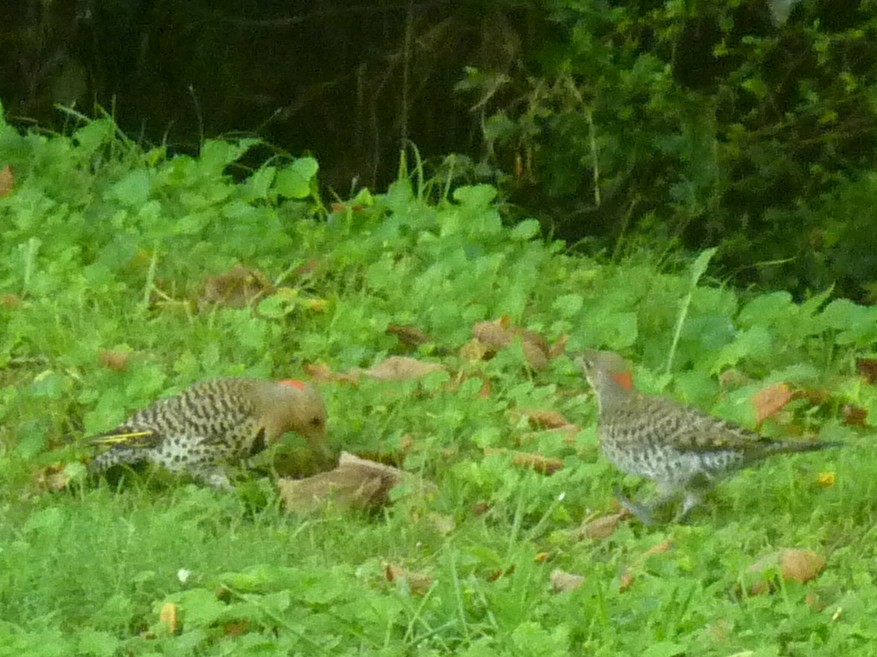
[273,158,319,199]
[108,169,151,207]
[690,247,717,283]
[713,325,773,371]
[72,119,114,154]
[199,138,259,175]
[510,219,540,241]
[642,641,686,657]
[820,299,877,344]
[77,629,121,657]
[551,294,585,319]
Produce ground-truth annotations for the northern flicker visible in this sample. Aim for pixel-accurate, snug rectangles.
[576,349,840,523]
[88,378,330,489]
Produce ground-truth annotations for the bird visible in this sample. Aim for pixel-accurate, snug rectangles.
[575,349,840,524]
[88,377,331,489]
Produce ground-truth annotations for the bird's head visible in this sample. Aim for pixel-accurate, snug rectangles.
[255,379,333,462]
[575,349,635,398]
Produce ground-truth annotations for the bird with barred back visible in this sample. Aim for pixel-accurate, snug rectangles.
[88,377,330,489]
[576,349,840,524]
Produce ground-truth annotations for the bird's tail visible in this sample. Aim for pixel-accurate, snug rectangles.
[763,439,843,457]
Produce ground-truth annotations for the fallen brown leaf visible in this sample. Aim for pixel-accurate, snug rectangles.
[618,570,635,592]
[459,339,491,363]
[522,340,549,370]
[550,568,585,593]
[384,563,433,596]
[159,602,181,634]
[362,356,445,381]
[0,293,21,309]
[0,165,14,198]
[224,621,250,637]
[575,512,626,540]
[841,404,868,427]
[856,357,877,384]
[752,383,795,424]
[483,448,564,475]
[387,324,431,346]
[201,263,274,308]
[472,318,515,351]
[522,409,574,430]
[619,539,673,593]
[278,452,435,513]
[34,463,73,492]
[548,334,570,359]
[745,548,826,595]
[99,349,131,371]
[303,362,361,385]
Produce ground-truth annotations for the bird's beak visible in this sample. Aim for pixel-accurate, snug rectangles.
[303,426,336,466]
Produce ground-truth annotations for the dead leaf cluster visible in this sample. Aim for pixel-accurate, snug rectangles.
[743,548,826,596]
[278,451,435,514]
[618,539,674,592]
[384,562,433,596]
[575,511,629,540]
[201,264,275,308]
[461,317,566,371]
[482,448,564,475]
[306,356,446,385]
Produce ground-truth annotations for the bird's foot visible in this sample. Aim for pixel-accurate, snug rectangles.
[614,488,657,526]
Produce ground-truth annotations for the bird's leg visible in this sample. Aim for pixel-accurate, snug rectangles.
[613,487,680,526]
[672,473,715,522]
[187,464,234,490]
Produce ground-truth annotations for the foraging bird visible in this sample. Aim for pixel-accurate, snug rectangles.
[576,349,839,523]
[88,378,331,489]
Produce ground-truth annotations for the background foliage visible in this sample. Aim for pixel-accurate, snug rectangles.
[3,0,877,299]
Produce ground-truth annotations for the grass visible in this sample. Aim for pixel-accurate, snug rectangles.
[1,108,877,656]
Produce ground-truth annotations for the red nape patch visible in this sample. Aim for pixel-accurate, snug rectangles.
[280,379,308,390]
[611,371,634,391]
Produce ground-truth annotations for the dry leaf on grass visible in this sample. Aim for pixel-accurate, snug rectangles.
[521,409,576,430]
[159,602,181,634]
[817,471,836,488]
[384,563,434,596]
[841,404,868,427]
[856,358,877,384]
[468,318,554,370]
[0,165,14,198]
[34,463,74,492]
[575,512,627,540]
[745,548,826,595]
[387,324,431,346]
[0,293,21,309]
[483,448,564,475]
[99,349,131,371]
[472,317,515,350]
[550,569,585,593]
[201,264,274,308]
[278,452,435,513]
[303,362,362,385]
[619,539,673,592]
[752,383,795,424]
[362,356,445,381]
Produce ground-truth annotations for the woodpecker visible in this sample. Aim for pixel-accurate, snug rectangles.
[88,377,330,488]
[576,349,839,523]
